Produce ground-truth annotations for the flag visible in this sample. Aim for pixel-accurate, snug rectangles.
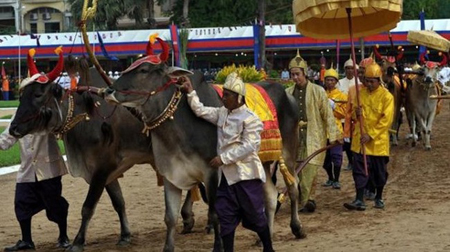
[96,31,119,61]
[1,63,6,79]
[169,24,180,66]
[418,10,428,61]
[336,40,340,71]
[253,22,260,69]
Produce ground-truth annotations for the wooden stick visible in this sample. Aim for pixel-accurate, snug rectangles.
[430,95,450,99]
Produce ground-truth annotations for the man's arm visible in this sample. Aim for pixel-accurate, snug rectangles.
[0,124,18,150]
[220,115,263,165]
[181,76,221,125]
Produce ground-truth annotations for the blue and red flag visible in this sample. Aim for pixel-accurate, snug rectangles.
[96,31,119,61]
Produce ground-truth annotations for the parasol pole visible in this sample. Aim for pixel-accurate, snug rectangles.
[346,8,368,176]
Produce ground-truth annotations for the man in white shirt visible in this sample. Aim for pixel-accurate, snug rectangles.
[1,116,70,251]
[339,57,359,95]
[281,68,290,81]
[180,72,274,252]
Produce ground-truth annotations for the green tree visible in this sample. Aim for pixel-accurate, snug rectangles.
[402,0,440,20]
[68,0,147,30]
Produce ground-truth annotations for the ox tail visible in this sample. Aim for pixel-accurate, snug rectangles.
[198,183,208,204]
[101,122,114,146]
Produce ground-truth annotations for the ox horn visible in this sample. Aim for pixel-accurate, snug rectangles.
[156,37,169,62]
[373,44,383,60]
[47,46,64,82]
[146,33,158,56]
[397,46,404,61]
[27,48,39,76]
[439,52,448,66]
[419,50,428,65]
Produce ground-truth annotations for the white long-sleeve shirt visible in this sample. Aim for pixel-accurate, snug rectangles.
[338,76,359,95]
[187,91,266,186]
[0,120,67,183]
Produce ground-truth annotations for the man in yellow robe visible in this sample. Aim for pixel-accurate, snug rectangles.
[286,51,342,213]
[323,68,347,189]
[344,63,394,211]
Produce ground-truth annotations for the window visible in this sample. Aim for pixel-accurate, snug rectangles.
[30,23,37,34]
[44,22,60,33]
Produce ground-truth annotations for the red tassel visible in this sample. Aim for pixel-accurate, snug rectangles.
[156,37,169,62]
[47,51,64,82]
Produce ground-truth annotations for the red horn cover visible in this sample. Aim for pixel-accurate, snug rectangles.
[27,50,39,76]
[156,37,169,62]
[373,46,383,60]
[146,40,154,56]
[47,50,64,82]
[439,52,448,66]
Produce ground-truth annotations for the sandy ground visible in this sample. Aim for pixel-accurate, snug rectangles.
[0,102,450,252]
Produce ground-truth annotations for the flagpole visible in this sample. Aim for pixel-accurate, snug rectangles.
[18,33,21,83]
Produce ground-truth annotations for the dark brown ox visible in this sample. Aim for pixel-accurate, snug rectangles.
[8,53,199,252]
[404,52,447,150]
[104,38,304,251]
[373,45,405,146]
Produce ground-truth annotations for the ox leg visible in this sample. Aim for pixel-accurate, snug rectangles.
[285,159,305,239]
[263,163,278,237]
[68,172,108,252]
[205,173,222,252]
[105,179,131,245]
[163,178,183,252]
[424,112,435,151]
[409,114,417,147]
[180,190,195,234]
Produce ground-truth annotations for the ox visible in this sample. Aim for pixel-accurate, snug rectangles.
[8,53,199,252]
[374,45,405,146]
[104,39,304,251]
[404,53,447,150]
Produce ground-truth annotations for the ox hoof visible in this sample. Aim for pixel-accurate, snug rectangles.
[291,223,307,239]
[425,146,432,151]
[181,219,195,234]
[66,244,84,252]
[204,224,214,234]
[116,236,131,246]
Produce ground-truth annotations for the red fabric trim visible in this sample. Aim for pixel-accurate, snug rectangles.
[251,84,280,131]
[122,55,161,74]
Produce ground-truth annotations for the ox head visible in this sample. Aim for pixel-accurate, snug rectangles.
[373,44,404,83]
[417,51,448,87]
[9,48,65,138]
[104,35,192,120]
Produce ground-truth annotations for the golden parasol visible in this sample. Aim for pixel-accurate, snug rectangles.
[293,0,402,40]
[407,30,450,52]
[292,0,403,176]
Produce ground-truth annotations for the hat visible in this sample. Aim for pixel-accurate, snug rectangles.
[365,63,383,78]
[324,68,339,80]
[344,57,359,69]
[223,72,245,96]
[289,49,307,70]
[359,57,374,68]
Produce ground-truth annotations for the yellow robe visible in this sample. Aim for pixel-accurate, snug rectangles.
[286,82,341,165]
[326,88,347,134]
[350,86,394,156]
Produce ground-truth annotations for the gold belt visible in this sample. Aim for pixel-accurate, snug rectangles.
[298,120,308,128]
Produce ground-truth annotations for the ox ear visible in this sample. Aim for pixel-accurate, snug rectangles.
[167,67,194,78]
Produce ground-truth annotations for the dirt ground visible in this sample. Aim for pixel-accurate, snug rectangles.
[0,102,449,252]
